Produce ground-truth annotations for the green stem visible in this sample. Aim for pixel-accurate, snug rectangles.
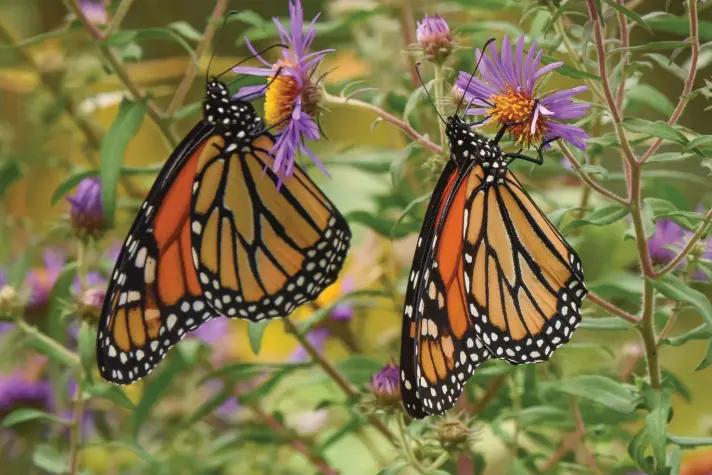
[76,241,87,292]
[639,280,661,388]
[398,413,429,474]
[433,64,447,148]
[104,0,136,37]
[424,452,449,473]
[68,377,85,475]
[14,319,81,367]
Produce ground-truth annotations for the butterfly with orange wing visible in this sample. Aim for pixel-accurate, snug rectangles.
[399,67,586,419]
[97,70,350,385]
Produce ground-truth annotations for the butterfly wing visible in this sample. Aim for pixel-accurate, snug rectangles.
[97,123,220,385]
[463,167,586,365]
[400,162,491,419]
[189,133,350,321]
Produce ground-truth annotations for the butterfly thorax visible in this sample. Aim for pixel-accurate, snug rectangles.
[203,79,265,142]
[446,116,507,183]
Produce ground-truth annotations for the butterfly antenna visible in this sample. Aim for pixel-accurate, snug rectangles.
[236,66,284,100]
[216,43,288,80]
[415,61,446,125]
[205,10,242,84]
[454,37,496,118]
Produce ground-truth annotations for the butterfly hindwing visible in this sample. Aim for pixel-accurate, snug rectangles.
[189,133,350,322]
[462,166,586,365]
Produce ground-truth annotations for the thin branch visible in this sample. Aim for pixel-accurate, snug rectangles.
[653,208,712,278]
[587,292,639,324]
[570,399,603,475]
[104,0,136,37]
[585,0,638,168]
[629,166,656,277]
[65,0,179,148]
[638,280,661,388]
[470,374,507,415]
[324,92,442,154]
[283,318,396,445]
[166,0,229,117]
[250,404,339,475]
[398,0,420,90]
[558,142,628,206]
[639,0,699,164]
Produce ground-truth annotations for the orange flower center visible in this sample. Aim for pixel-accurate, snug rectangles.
[264,60,319,130]
[488,87,547,148]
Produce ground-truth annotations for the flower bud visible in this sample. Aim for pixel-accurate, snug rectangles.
[0,285,20,318]
[67,177,105,239]
[75,287,106,323]
[416,14,452,63]
[370,363,401,406]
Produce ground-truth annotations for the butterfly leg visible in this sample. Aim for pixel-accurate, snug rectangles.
[504,136,561,166]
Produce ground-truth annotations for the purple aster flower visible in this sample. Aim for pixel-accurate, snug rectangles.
[290,327,330,362]
[648,219,685,265]
[79,0,107,25]
[191,317,229,345]
[370,363,401,401]
[416,14,452,61]
[456,35,590,150]
[0,371,53,417]
[26,250,64,309]
[67,177,105,237]
[329,276,354,321]
[233,0,331,186]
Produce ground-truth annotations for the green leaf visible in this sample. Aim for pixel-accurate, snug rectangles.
[668,446,681,475]
[103,28,196,59]
[668,434,712,448]
[684,135,712,152]
[644,152,697,163]
[403,82,430,122]
[201,362,308,384]
[644,53,688,81]
[100,98,147,226]
[541,55,600,80]
[133,355,186,436]
[334,356,382,386]
[622,118,688,144]
[81,440,156,464]
[226,9,265,28]
[661,323,710,346]
[376,460,409,475]
[33,444,68,474]
[697,339,712,371]
[560,204,629,233]
[77,322,96,381]
[627,84,675,116]
[547,375,638,413]
[628,428,655,474]
[602,0,651,32]
[646,15,712,42]
[2,409,68,428]
[579,317,633,331]
[578,164,609,180]
[85,382,136,410]
[610,40,691,54]
[247,320,270,355]
[0,161,22,198]
[641,383,671,469]
[47,263,78,342]
[641,200,655,240]
[7,250,29,287]
[648,274,712,335]
[168,21,202,41]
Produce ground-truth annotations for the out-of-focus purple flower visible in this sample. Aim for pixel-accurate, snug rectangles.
[648,219,685,265]
[290,327,330,362]
[456,35,590,150]
[0,371,53,417]
[26,250,64,309]
[233,0,331,185]
[74,287,106,324]
[205,380,240,418]
[416,13,452,61]
[79,0,108,25]
[329,276,354,321]
[370,363,401,401]
[67,177,105,237]
[191,317,229,344]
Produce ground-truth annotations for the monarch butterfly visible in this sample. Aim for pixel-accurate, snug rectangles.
[399,68,586,419]
[97,67,350,385]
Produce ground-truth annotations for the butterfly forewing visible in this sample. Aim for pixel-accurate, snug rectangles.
[97,124,220,385]
[190,133,350,322]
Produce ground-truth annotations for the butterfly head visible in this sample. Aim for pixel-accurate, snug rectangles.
[446,116,507,178]
[203,78,263,139]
